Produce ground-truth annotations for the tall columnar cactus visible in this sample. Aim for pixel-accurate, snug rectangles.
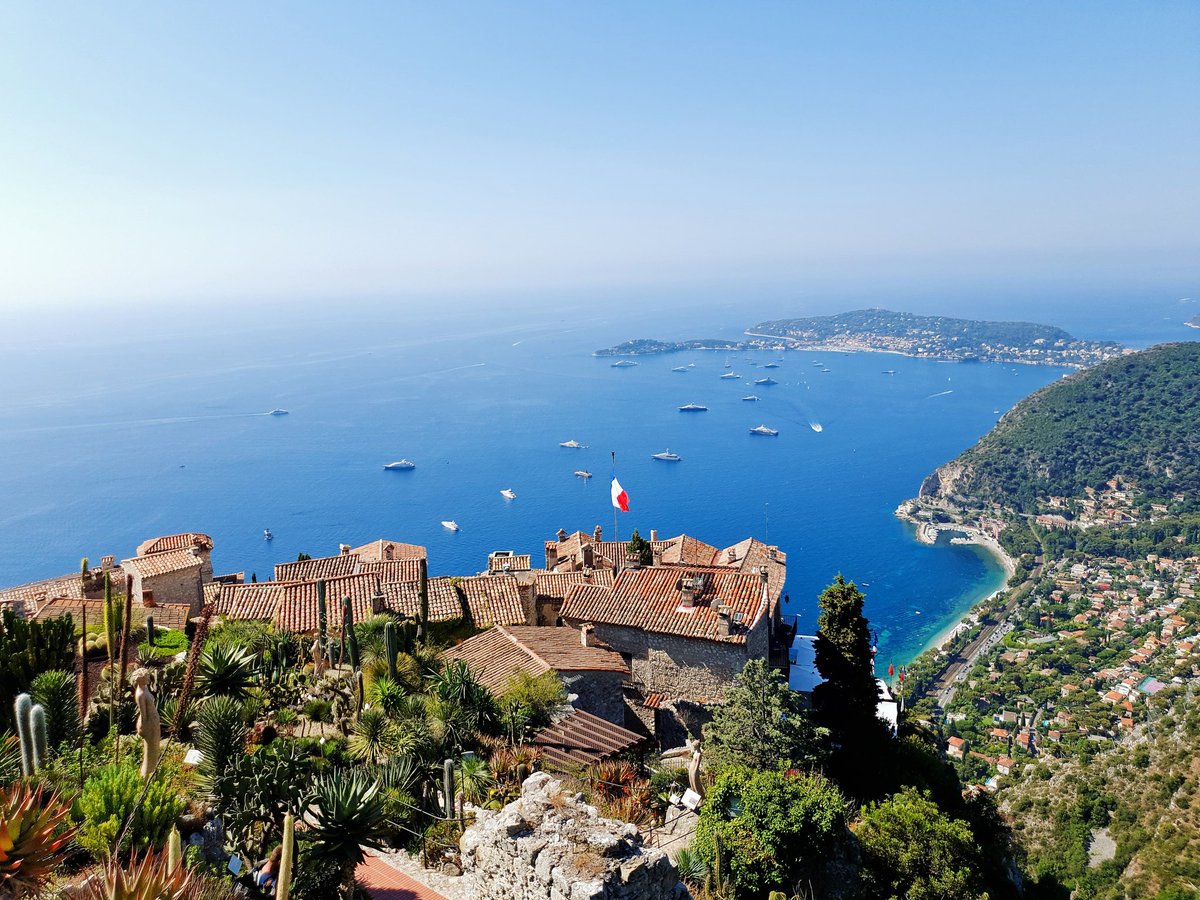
[418,558,429,647]
[167,826,182,872]
[14,693,34,776]
[103,573,116,669]
[80,557,90,587]
[316,580,328,662]
[276,812,295,899]
[344,598,361,671]
[443,758,455,820]
[145,615,156,650]
[29,704,48,771]
[383,621,399,681]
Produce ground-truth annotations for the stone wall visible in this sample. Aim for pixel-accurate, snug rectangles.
[139,568,205,612]
[570,670,626,727]
[461,772,686,900]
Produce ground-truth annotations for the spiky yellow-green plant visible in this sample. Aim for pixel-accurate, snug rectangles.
[82,849,201,900]
[0,783,77,899]
[277,813,294,900]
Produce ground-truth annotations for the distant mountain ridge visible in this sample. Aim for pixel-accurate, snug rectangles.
[916,342,1200,513]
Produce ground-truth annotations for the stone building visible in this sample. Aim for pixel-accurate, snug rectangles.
[443,624,630,726]
[122,533,214,612]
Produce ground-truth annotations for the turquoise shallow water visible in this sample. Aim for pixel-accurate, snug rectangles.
[1,289,1193,669]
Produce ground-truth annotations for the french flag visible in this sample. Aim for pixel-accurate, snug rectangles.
[611,473,630,512]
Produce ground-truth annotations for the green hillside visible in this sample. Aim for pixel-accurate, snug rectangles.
[920,343,1200,512]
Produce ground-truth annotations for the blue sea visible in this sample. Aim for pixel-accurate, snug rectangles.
[1,284,1194,669]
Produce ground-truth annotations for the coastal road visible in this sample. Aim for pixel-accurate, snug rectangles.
[929,556,1042,708]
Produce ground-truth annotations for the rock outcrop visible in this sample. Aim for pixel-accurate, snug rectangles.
[461,771,686,900]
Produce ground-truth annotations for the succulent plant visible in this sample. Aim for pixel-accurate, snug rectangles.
[81,849,201,900]
[0,783,77,899]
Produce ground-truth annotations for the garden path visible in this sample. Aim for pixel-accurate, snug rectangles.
[355,854,448,900]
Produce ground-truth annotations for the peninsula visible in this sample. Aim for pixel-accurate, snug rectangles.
[595,307,1125,368]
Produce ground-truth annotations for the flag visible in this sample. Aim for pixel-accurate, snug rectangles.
[888,662,895,677]
[611,474,630,512]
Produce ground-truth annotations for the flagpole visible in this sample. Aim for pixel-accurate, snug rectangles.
[611,451,618,543]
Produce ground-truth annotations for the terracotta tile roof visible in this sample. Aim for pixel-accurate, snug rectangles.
[33,597,192,630]
[361,559,423,585]
[488,554,532,574]
[443,625,628,695]
[561,566,769,644]
[532,709,647,769]
[0,573,88,617]
[380,577,466,622]
[349,540,427,562]
[273,574,382,634]
[136,533,212,556]
[591,540,672,569]
[122,549,203,579]
[460,575,526,627]
[660,535,721,566]
[274,554,361,582]
[643,693,667,709]
[380,575,525,627]
[534,570,614,602]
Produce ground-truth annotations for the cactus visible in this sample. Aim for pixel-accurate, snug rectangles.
[316,580,328,662]
[80,557,90,586]
[355,670,364,720]
[443,758,455,820]
[383,621,399,681]
[167,826,182,871]
[14,693,34,776]
[418,558,429,647]
[30,704,48,770]
[276,813,295,899]
[145,615,156,649]
[344,597,361,671]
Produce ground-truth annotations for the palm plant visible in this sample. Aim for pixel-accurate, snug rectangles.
[30,668,81,749]
[455,754,495,807]
[348,708,396,763]
[81,849,201,900]
[305,770,388,898]
[195,644,256,700]
[0,783,76,899]
[368,673,407,719]
[194,696,248,785]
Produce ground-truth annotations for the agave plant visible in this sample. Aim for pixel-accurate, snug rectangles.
[347,708,396,763]
[195,644,256,700]
[455,753,495,807]
[305,770,388,898]
[194,696,248,784]
[674,847,709,887]
[0,783,77,899]
[81,849,201,900]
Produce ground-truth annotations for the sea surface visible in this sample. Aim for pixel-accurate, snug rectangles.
[1,286,1194,669]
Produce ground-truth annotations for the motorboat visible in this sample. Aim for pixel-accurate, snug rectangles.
[763,362,781,369]
[749,425,779,436]
[720,372,740,379]
[500,489,517,500]
[268,409,289,416]
[753,377,778,385]
[671,366,688,372]
[678,403,707,412]
[742,395,760,402]
[810,423,823,433]
[882,369,896,375]
[611,360,638,368]
[560,439,588,449]
[263,528,273,540]
[651,449,682,461]
[441,520,460,531]
[383,459,416,470]
[574,470,593,479]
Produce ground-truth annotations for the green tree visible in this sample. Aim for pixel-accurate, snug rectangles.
[692,767,850,897]
[856,787,986,900]
[626,529,654,566]
[702,658,826,775]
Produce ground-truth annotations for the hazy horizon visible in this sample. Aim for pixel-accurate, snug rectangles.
[1,2,1197,312]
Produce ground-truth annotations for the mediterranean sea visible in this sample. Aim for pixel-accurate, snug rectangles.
[1,284,1194,670]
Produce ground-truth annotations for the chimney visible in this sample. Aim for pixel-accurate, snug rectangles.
[580,623,594,647]
[339,544,351,556]
[649,529,658,542]
[101,556,115,571]
[593,525,603,542]
[727,548,738,563]
[680,576,697,609]
[716,604,732,637]
[652,546,663,567]
[768,546,778,560]
[557,528,567,542]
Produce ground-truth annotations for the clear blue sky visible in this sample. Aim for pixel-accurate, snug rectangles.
[1,2,1197,310]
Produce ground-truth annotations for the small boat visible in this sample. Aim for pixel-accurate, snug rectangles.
[560,439,588,449]
[611,360,638,368]
[882,369,896,375]
[753,377,778,386]
[500,489,517,500]
[764,362,781,369]
[263,529,273,540]
[678,403,707,412]
[720,372,740,379]
[383,459,416,470]
[268,409,289,416]
[742,395,760,402]
[671,366,689,372]
[724,358,732,368]
[652,449,682,461]
[810,423,823,433]
[574,470,593,479]
[441,520,460,531]
[749,425,779,436]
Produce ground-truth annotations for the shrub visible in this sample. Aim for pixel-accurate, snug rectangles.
[138,628,189,661]
[302,699,333,723]
[0,610,74,730]
[30,669,81,750]
[74,763,185,858]
[194,697,248,785]
[196,645,256,701]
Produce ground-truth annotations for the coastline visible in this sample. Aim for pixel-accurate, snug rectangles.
[742,332,1086,368]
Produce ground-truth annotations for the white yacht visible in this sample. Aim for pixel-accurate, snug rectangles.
[268,409,289,416]
[441,520,460,531]
[720,372,740,379]
[742,395,760,402]
[764,362,781,369]
[753,377,778,386]
[574,470,593,479]
[651,449,682,461]
[749,425,779,436]
[263,528,273,540]
[500,489,517,500]
[611,360,638,368]
[810,423,824,433]
[671,366,689,372]
[559,439,588,449]
[678,403,707,412]
[383,459,416,470]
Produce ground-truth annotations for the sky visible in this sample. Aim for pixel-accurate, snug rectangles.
[0,2,1197,312]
